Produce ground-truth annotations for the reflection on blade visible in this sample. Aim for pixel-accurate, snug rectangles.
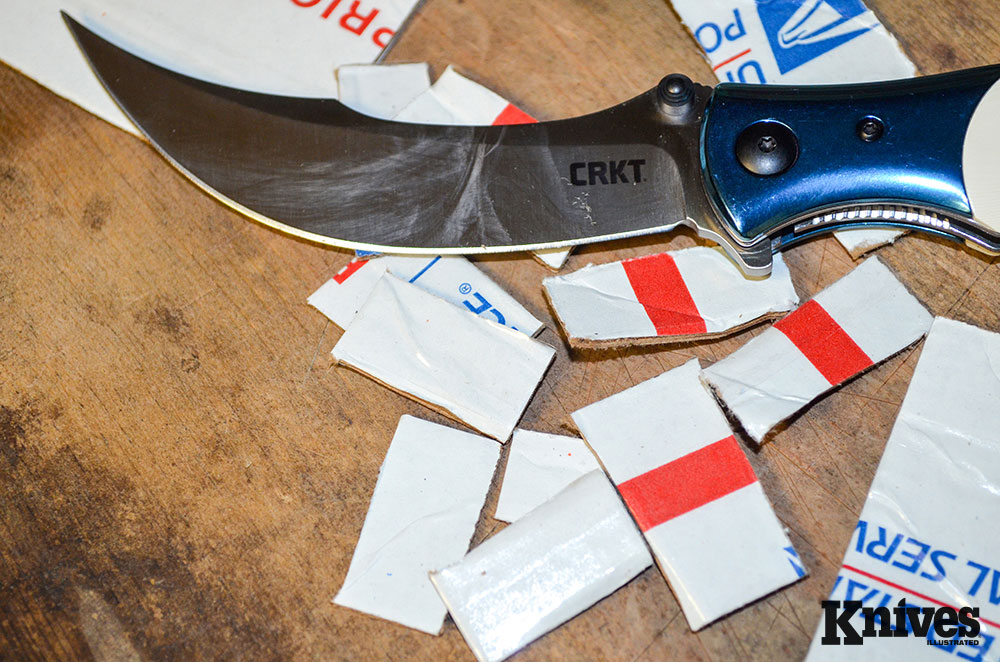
[64,14,694,254]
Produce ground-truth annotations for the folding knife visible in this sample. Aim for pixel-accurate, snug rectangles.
[64,14,1000,276]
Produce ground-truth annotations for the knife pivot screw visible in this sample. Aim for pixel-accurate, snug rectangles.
[657,74,694,108]
[857,116,885,142]
[736,120,798,176]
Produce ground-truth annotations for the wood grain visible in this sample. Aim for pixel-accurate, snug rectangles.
[2,1,998,660]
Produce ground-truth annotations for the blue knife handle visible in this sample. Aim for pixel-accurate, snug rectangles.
[702,65,1000,255]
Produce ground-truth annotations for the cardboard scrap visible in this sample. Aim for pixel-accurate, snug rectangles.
[668,0,914,255]
[394,65,534,125]
[543,247,798,347]
[701,257,932,443]
[309,255,544,336]
[333,415,500,635]
[430,470,652,662]
[336,62,431,119]
[493,429,602,523]
[331,275,555,442]
[2,0,423,134]
[805,318,1000,659]
[572,359,805,630]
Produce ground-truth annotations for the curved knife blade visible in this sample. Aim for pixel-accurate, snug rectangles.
[64,13,715,256]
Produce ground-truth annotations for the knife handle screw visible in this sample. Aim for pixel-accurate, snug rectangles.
[857,116,885,142]
[758,136,778,153]
[736,120,799,176]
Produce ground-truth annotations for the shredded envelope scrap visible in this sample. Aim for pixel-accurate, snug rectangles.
[333,415,500,635]
[544,246,798,347]
[572,359,806,630]
[493,429,602,523]
[309,254,544,336]
[702,257,933,443]
[805,318,1000,660]
[430,470,652,662]
[331,274,555,442]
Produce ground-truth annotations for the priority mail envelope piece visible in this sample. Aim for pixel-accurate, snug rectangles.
[333,415,500,635]
[308,255,544,336]
[572,359,805,631]
[392,66,572,270]
[668,0,915,255]
[430,470,653,662]
[337,63,431,119]
[394,65,535,125]
[701,257,932,443]
[805,318,1000,660]
[493,430,602,523]
[543,247,798,347]
[2,0,423,134]
[332,275,556,442]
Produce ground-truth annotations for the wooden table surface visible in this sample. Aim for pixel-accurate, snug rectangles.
[3,1,999,660]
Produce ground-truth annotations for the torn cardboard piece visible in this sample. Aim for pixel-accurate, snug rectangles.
[308,255,544,336]
[3,0,422,134]
[393,65,572,270]
[430,470,652,662]
[543,247,798,348]
[336,63,431,119]
[667,0,913,255]
[701,257,932,443]
[332,275,555,442]
[493,429,602,523]
[394,65,534,125]
[805,318,1000,660]
[572,359,806,631]
[333,415,500,635]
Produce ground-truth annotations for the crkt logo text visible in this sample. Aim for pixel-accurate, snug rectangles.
[569,159,646,186]
[821,599,981,646]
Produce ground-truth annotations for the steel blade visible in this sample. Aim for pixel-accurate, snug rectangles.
[65,14,709,255]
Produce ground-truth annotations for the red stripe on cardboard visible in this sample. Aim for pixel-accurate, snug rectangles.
[333,260,368,284]
[617,436,757,532]
[492,104,536,125]
[621,253,707,336]
[773,299,873,385]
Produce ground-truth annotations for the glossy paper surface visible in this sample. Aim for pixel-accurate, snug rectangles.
[544,247,797,346]
[309,255,543,336]
[493,430,601,523]
[334,416,500,634]
[572,359,804,630]
[806,318,1000,659]
[431,470,652,662]
[331,275,555,441]
[702,257,932,442]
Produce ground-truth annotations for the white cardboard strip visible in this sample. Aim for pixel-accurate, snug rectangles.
[572,359,805,630]
[668,0,913,255]
[333,415,500,635]
[393,65,572,270]
[805,318,1000,660]
[543,247,798,346]
[702,257,932,443]
[3,0,422,134]
[336,63,431,119]
[332,275,555,442]
[309,255,544,336]
[430,470,652,662]
[493,429,602,523]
